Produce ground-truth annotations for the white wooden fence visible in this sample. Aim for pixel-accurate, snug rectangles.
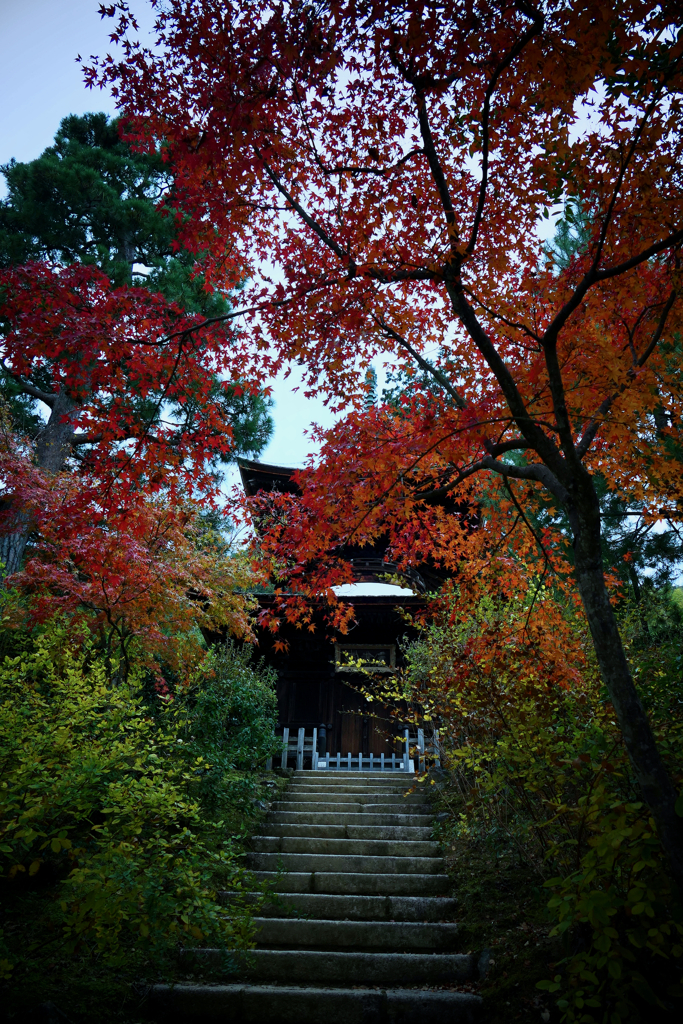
[266,726,440,773]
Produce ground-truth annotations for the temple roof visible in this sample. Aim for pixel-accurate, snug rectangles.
[238,458,300,498]
[238,458,430,591]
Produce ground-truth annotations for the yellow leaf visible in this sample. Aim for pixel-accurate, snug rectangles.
[28,859,41,876]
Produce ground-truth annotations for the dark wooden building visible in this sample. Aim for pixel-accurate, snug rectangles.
[238,459,426,761]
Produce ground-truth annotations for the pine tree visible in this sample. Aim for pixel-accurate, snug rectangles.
[0,112,273,467]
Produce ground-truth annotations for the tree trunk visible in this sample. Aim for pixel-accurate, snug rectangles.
[572,486,683,890]
[0,513,31,578]
[35,389,78,474]
[2,389,77,581]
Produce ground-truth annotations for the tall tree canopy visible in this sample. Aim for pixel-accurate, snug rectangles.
[1,111,221,304]
[95,1,683,880]
[0,112,273,579]
[0,112,273,460]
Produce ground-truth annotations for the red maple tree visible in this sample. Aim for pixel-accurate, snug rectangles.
[0,261,261,671]
[93,0,683,878]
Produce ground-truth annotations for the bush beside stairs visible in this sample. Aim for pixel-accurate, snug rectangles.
[144,770,485,1022]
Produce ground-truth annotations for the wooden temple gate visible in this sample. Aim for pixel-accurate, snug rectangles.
[239,459,445,772]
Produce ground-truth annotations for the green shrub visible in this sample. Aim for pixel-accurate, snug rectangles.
[174,640,281,817]
[400,585,683,1022]
[0,621,268,971]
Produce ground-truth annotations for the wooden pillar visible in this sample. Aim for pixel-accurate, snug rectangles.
[280,727,289,770]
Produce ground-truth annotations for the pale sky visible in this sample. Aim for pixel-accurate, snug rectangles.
[0,0,337,469]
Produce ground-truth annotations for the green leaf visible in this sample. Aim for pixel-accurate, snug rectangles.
[607,959,621,979]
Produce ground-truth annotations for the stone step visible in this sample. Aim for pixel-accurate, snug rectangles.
[147,770,482,1023]
[253,870,450,895]
[269,811,433,826]
[247,852,444,874]
[297,771,413,778]
[143,983,483,1023]
[272,802,432,815]
[254,917,461,950]
[193,949,477,986]
[242,892,459,921]
[255,823,434,840]
[251,836,439,857]
[286,778,411,786]
[275,791,427,805]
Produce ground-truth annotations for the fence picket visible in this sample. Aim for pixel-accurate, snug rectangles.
[273,726,417,771]
[417,727,425,773]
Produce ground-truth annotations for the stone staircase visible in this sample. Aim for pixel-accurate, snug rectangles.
[145,770,484,1022]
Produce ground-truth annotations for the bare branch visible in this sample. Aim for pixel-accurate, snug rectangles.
[314,150,424,179]
[636,288,677,368]
[542,229,683,351]
[479,454,571,507]
[464,287,541,342]
[485,437,533,456]
[504,476,556,576]
[590,89,664,275]
[72,432,104,446]
[543,339,580,465]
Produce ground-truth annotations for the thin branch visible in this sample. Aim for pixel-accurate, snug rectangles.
[416,95,460,255]
[589,87,664,275]
[522,558,551,637]
[258,150,353,269]
[595,227,683,282]
[464,287,542,342]
[315,151,424,179]
[343,427,466,541]
[636,288,677,368]
[466,2,544,254]
[504,476,555,573]
[372,315,466,409]
[542,228,683,352]
[164,286,337,343]
[576,288,677,458]
[446,284,566,476]
[292,83,425,181]
[540,74,679,355]
[100,336,186,499]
